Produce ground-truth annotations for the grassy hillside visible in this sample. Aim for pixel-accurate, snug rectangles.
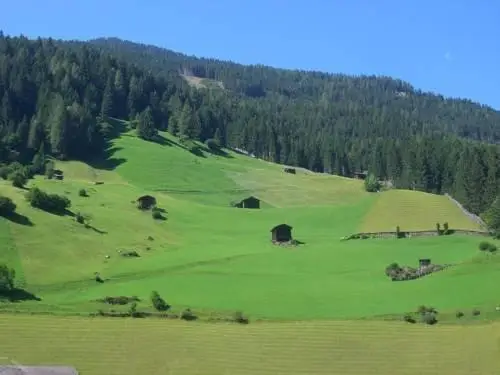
[1,315,499,375]
[1,128,499,374]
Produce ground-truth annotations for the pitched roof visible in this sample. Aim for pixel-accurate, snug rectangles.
[0,366,78,375]
[270,224,292,232]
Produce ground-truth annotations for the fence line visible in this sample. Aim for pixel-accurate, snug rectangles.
[345,228,490,240]
[444,193,488,230]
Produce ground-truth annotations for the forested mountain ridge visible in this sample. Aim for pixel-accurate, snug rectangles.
[87,37,500,142]
[0,32,499,221]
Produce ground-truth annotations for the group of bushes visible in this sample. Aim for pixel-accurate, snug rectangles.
[385,262,449,281]
[0,162,32,188]
[25,187,70,214]
[478,241,497,253]
[404,306,438,325]
[93,291,249,324]
[0,196,16,216]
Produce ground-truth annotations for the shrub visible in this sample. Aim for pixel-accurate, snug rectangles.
[97,296,140,305]
[436,223,441,235]
[26,187,71,214]
[0,263,16,292]
[233,311,249,324]
[152,208,164,220]
[180,308,197,321]
[129,302,139,317]
[0,165,9,180]
[78,188,88,197]
[75,212,85,224]
[9,171,27,188]
[120,250,140,257]
[45,161,55,179]
[364,173,381,192]
[204,138,220,151]
[421,312,438,325]
[472,309,481,316]
[443,222,450,235]
[456,311,464,318]
[151,291,170,311]
[95,274,104,283]
[403,314,416,323]
[0,196,16,216]
[479,241,497,252]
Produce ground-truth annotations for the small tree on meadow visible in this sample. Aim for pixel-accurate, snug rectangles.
[0,196,16,216]
[436,223,441,235]
[150,290,170,311]
[364,173,381,192]
[9,171,27,188]
[0,264,16,293]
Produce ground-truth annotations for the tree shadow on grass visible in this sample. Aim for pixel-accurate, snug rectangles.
[87,146,127,171]
[2,212,34,226]
[0,288,41,302]
[84,223,107,234]
[201,145,233,159]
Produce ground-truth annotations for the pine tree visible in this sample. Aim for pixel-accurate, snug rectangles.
[482,196,500,232]
[49,94,68,157]
[137,106,157,140]
[100,75,114,121]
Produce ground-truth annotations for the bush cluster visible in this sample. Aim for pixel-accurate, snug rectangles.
[0,196,16,216]
[26,187,71,214]
[385,262,447,281]
[96,296,141,305]
[478,241,497,252]
[151,291,170,311]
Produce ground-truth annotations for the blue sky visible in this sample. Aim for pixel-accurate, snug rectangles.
[2,0,499,109]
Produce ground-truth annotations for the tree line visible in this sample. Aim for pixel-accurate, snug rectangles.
[0,32,499,222]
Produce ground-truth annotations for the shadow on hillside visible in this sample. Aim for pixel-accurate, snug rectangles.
[0,288,41,302]
[294,239,306,245]
[87,146,127,171]
[40,208,75,218]
[2,212,34,226]
[202,145,233,159]
[85,223,107,234]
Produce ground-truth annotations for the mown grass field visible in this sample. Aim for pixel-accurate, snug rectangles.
[1,128,499,374]
[1,315,499,375]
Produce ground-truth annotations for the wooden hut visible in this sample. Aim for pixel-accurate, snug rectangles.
[271,224,293,243]
[233,196,260,209]
[419,258,431,267]
[136,195,157,210]
[353,171,368,180]
[283,167,296,174]
[53,169,64,180]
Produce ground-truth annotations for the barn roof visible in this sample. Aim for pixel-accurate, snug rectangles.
[270,224,292,232]
[240,196,259,202]
[137,195,156,201]
[0,366,78,375]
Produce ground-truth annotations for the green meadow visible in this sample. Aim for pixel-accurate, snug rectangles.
[1,129,499,374]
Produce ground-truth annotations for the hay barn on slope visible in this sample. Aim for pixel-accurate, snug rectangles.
[271,224,293,243]
[232,196,260,209]
[136,195,157,210]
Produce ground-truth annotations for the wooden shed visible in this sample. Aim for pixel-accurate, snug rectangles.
[0,366,78,375]
[419,258,431,267]
[283,167,296,174]
[233,196,260,209]
[353,171,368,180]
[137,195,157,210]
[53,169,64,180]
[271,224,293,243]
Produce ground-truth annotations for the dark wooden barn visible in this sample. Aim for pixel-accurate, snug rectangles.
[419,258,431,267]
[283,167,296,174]
[271,224,293,243]
[137,195,157,210]
[53,169,64,180]
[353,171,368,180]
[233,196,260,209]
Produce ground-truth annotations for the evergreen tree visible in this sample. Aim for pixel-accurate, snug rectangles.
[137,106,157,140]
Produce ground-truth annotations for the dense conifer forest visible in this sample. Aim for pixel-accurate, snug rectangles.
[0,32,499,222]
